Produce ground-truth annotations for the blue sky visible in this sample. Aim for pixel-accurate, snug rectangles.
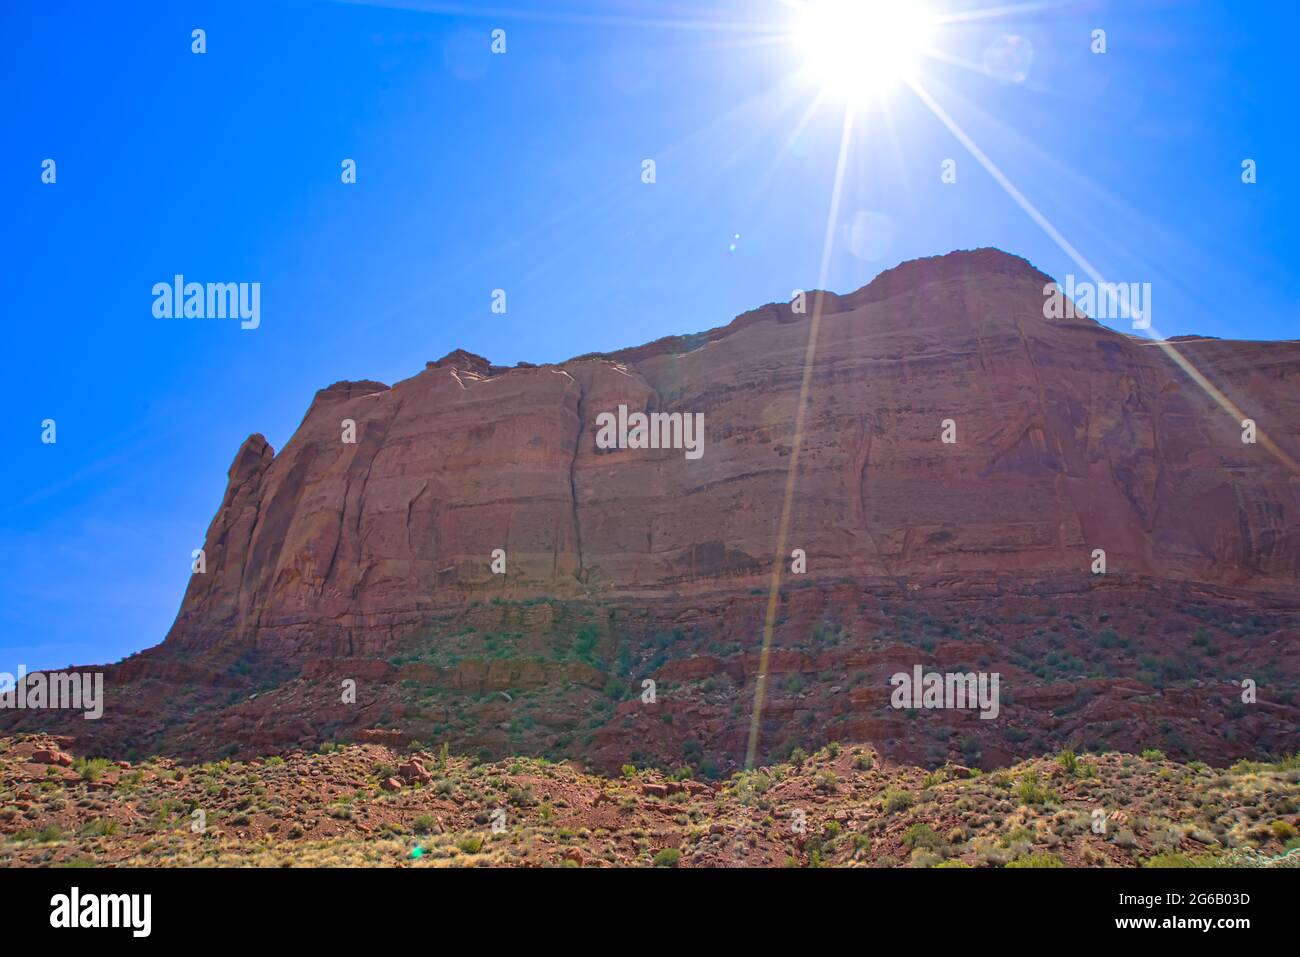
[2,0,1296,670]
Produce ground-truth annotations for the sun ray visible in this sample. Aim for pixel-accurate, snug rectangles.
[751,86,834,198]
[745,102,857,770]
[906,76,1300,474]
[325,0,785,36]
[929,0,1069,26]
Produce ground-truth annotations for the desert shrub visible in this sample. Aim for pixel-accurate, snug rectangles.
[882,788,914,813]
[456,835,484,854]
[1111,828,1139,848]
[79,819,118,837]
[74,757,112,782]
[1270,820,1298,841]
[1057,750,1079,775]
[653,847,681,867]
[903,823,945,852]
[14,824,63,843]
[1006,852,1063,868]
[1016,771,1055,806]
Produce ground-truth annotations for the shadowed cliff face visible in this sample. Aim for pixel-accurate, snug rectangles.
[8,248,1298,772]
[164,247,1300,661]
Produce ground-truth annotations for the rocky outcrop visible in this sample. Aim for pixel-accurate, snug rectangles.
[163,248,1299,661]
[8,248,1297,772]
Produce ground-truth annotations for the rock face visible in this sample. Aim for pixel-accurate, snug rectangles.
[9,248,1299,771]
[168,248,1299,661]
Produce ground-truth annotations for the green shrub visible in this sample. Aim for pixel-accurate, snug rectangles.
[1057,750,1079,775]
[1015,771,1055,806]
[14,824,63,843]
[457,835,484,854]
[903,823,944,851]
[1270,820,1298,841]
[1006,852,1063,868]
[74,757,112,782]
[653,847,682,867]
[882,788,914,813]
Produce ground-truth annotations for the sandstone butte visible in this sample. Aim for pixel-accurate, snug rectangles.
[6,248,1299,771]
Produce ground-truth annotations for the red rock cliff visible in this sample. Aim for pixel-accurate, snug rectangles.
[164,248,1300,661]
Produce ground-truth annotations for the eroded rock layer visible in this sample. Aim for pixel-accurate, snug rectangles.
[169,248,1300,660]
[9,248,1298,771]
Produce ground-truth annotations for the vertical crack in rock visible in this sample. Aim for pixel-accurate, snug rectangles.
[323,472,352,594]
[1149,385,1169,540]
[855,423,907,595]
[1008,311,1074,541]
[406,480,430,557]
[327,397,405,592]
[567,372,586,582]
[354,398,404,549]
[1232,482,1256,571]
[231,486,264,628]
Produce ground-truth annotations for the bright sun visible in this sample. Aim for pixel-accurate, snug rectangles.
[792,0,933,98]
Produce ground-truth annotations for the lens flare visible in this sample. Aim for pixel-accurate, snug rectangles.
[792,0,933,98]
